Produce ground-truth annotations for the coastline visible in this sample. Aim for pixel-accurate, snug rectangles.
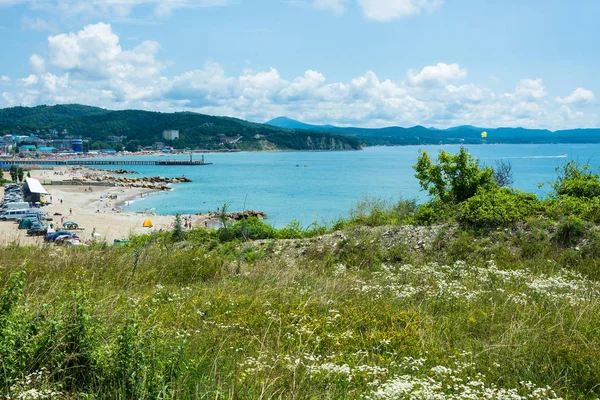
[0,166,212,245]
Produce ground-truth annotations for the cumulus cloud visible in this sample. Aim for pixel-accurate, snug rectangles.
[45,22,164,99]
[29,54,46,73]
[357,0,443,22]
[557,88,595,105]
[312,0,346,15]
[407,63,467,87]
[513,78,546,101]
[1,22,598,130]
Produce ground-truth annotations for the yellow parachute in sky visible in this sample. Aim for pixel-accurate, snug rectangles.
[481,131,488,138]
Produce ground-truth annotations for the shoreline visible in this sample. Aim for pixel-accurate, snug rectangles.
[0,166,212,245]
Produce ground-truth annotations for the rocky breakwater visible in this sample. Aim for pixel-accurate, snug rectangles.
[72,175,192,190]
[199,210,268,221]
[104,168,138,174]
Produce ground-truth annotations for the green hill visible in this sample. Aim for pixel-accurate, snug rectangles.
[0,105,361,151]
[267,116,600,145]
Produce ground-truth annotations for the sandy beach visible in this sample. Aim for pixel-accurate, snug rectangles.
[0,167,212,245]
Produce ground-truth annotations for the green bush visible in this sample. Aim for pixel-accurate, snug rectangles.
[541,196,600,223]
[276,220,309,239]
[347,196,417,226]
[552,161,600,198]
[457,188,539,228]
[554,216,587,246]
[409,200,453,225]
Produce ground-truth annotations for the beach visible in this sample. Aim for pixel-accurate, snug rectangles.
[0,167,211,245]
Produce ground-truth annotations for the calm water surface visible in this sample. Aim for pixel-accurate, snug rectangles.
[93,144,600,227]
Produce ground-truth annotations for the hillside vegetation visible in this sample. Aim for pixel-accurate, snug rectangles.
[268,116,600,145]
[2,150,600,398]
[0,105,361,151]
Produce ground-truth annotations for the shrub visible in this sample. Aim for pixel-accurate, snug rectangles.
[541,196,600,223]
[457,188,539,228]
[413,147,497,204]
[347,196,417,226]
[552,160,600,198]
[554,216,587,246]
[276,220,308,239]
[409,200,453,225]
[493,159,514,187]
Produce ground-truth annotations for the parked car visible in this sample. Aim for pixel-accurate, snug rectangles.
[27,225,48,236]
[16,214,42,224]
[1,209,40,221]
[44,230,74,242]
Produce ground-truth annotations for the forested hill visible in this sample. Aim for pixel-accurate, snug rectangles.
[0,105,361,151]
[267,116,600,145]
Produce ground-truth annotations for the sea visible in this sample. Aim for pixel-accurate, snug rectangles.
[91,144,600,228]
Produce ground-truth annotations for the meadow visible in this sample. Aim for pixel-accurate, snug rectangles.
[2,149,600,399]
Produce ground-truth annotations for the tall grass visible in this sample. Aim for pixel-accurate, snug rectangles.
[1,219,600,398]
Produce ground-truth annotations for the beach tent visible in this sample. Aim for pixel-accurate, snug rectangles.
[18,218,37,229]
[143,218,153,228]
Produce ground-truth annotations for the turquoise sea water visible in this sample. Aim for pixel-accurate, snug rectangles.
[93,144,600,228]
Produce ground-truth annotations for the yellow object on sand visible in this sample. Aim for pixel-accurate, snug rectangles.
[143,218,153,228]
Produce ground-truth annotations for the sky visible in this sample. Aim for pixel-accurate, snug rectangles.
[0,0,598,130]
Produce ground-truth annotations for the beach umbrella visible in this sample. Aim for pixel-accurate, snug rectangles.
[143,218,153,228]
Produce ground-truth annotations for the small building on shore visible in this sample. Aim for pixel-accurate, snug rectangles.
[24,177,49,203]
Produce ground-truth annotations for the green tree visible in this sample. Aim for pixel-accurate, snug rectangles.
[413,147,497,204]
[9,165,17,182]
[125,140,140,152]
[172,214,185,242]
[17,167,24,182]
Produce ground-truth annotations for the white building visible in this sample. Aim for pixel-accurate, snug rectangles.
[162,130,180,140]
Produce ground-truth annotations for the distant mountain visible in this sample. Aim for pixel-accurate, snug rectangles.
[0,105,361,151]
[266,117,600,145]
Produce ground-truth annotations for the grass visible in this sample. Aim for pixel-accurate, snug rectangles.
[1,217,600,398]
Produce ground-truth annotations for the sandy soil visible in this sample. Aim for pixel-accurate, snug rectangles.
[0,167,211,245]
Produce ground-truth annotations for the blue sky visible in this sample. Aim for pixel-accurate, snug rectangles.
[0,0,598,129]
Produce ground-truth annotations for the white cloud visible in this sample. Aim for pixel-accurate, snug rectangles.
[513,78,546,100]
[29,54,46,73]
[357,0,443,22]
[312,0,345,15]
[407,63,467,87]
[444,84,487,102]
[2,23,598,130]
[6,0,229,27]
[557,88,595,105]
[1,76,11,82]
[47,22,121,73]
[21,16,57,32]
